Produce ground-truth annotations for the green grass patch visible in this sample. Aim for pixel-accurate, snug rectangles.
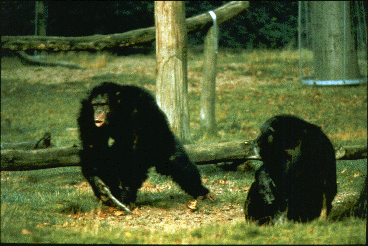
[1,49,367,243]
[1,160,366,244]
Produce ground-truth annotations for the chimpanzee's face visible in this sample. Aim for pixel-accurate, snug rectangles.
[91,93,111,127]
[254,124,278,159]
[253,117,304,162]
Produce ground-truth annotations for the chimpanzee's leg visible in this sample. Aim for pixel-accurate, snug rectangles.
[244,167,280,225]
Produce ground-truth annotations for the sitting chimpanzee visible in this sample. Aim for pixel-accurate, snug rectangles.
[244,114,337,224]
[78,82,214,208]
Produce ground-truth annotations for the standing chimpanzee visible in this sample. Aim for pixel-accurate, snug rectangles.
[78,82,214,208]
[244,114,337,224]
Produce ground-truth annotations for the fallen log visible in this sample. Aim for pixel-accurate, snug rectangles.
[1,141,366,171]
[1,1,249,51]
[15,51,86,70]
[335,145,367,160]
[1,132,54,150]
[1,146,81,171]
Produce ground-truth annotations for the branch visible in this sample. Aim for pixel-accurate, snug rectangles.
[1,1,249,51]
[95,177,133,214]
[1,141,366,171]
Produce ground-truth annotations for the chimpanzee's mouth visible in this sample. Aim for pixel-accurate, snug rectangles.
[95,120,103,127]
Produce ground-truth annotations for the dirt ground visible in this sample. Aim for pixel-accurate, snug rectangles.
[59,174,363,232]
[58,179,248,231]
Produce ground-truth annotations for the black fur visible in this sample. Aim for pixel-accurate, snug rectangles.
[78,82,210,205]
[244,114,337,224]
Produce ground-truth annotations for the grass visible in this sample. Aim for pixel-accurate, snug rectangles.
[1,161,366,244]
[1,49,367,243]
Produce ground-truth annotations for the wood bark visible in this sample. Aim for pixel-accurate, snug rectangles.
[154,1,190,142]
[1,132,54,150]
[1,1,249,51]
[1,142,366,171]
[1,146,81,171]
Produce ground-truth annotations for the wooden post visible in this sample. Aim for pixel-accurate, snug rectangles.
[200,11,218,136]
[154,1,190,142]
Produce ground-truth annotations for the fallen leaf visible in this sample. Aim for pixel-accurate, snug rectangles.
[22,229,32,235]
[114,211,125,216]
[62,221,69,227]
[188,200,198,210]
[73,213,81,219]
[133,207,140,216]
[284,230,295,234]
[354,173,359,178]
[37,223,44,228]
[341,169,347,174]
[202,178,209,184]
[269,237,277,243]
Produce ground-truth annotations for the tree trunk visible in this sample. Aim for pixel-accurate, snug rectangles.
[310,1,360,81]
[1,142,366,171]
[200,20,218,136]
[2,1,249,51]
[35,1,47,37]
[154,1,190,142]
[35,1,47,56]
